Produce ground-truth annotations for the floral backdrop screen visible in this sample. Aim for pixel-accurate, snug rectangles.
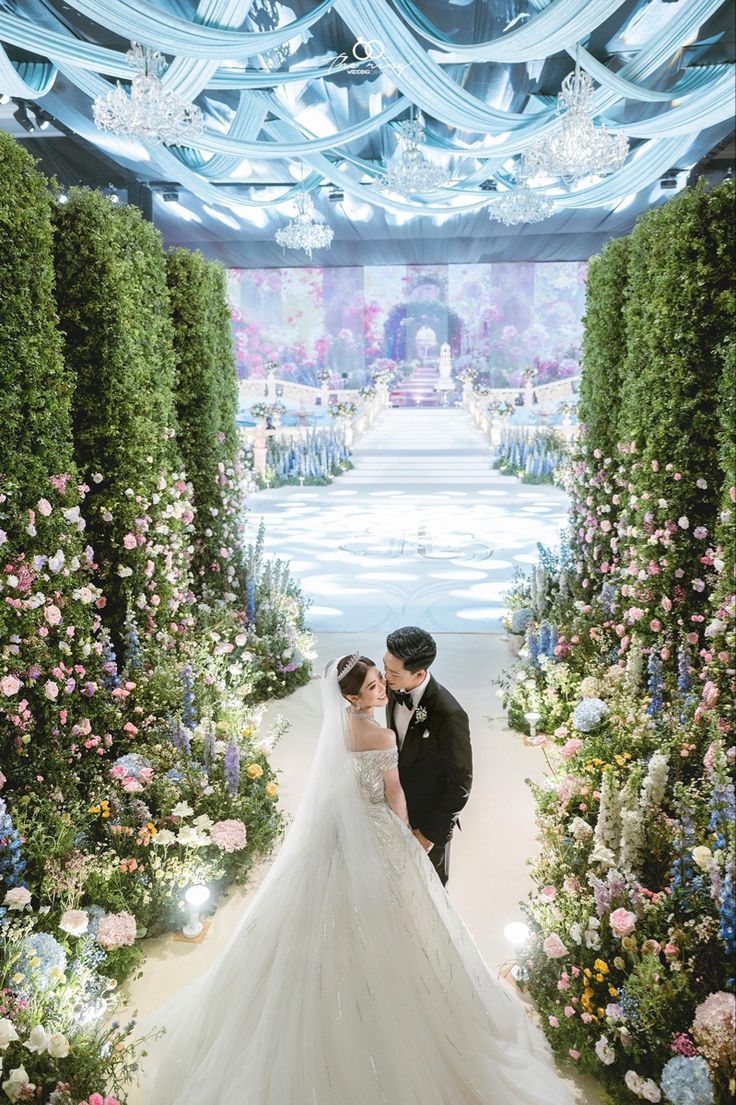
[227,262,588,390]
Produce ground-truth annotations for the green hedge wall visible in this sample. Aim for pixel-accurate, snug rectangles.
[0,132,73,526]
[167,248,242,597]
[578,234,630,462]
[620,180,735,523]
[53,190,182,648]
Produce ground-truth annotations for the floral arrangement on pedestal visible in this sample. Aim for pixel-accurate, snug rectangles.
[328,400,358,420]
[488,400,515,418]
[259,428,352,488]
[454,365,478,385]
[492,427,567,485]
[0,134,312,1102]
[498,180,735,1105]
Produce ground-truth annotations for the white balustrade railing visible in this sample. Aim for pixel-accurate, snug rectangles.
[238,379,388,478]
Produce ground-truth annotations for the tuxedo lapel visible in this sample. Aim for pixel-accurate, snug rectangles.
[398,676,439,764]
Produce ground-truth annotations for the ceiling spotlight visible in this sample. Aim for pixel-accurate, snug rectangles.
[327,188,344,202]
[57,192,69,205]
[33,107,54,130]
[0,93,10,105]
[102,184,125,204]
[659,172,679,190]
[162,190,180,202]
[13,103,36,133]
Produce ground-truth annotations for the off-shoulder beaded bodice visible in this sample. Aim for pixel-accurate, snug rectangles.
[351,747,398,805]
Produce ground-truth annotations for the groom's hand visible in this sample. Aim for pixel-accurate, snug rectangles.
[413,829,434,853]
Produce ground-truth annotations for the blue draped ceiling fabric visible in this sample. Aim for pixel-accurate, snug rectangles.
[0,0,733,264]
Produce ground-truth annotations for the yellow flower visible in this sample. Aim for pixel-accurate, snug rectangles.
[614,957,625,970]
[88,805,100,815]
[614,754,626,766]
[592,758,603,767]
[241,725,256,739]
[217,721,229,732]
[597,1007,605,1018]
[12,972,24,984]
[583,968,592,978]
[594,959,609,974]
[595,973,604,982]
[621,935,638,952]
[608,986,618,997]
[246,763,264,780]
[265,782,278,799]
[147,822,157,835]
[31,957,41,969]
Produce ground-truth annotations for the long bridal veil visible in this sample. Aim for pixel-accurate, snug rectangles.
[136,659,398,1103]
[137,660,574,1105]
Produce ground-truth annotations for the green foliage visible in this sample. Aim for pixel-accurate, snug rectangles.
[620,179,735,522]
[716,334,735,558]
[166,249,241,596]
[0,133,73,529]
[579,235,630,462]
[53,190,179,645]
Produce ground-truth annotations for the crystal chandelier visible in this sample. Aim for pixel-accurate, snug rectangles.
[93,42,205,146]
[524,57,629,185]
[274,192,334,258]
[379,115,450,195]
[488,160,554,226]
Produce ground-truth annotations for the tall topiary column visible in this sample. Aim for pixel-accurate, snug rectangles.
[166,249,244,599]
[54,190,191,653]
[620,180,735,523]
[0,132,73,526]
[0,138,125,787]
[578,235,630,462]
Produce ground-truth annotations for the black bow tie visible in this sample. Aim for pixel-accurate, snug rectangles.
[393,690,414,710]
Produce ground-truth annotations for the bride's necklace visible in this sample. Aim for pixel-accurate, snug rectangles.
[349,708,379,725]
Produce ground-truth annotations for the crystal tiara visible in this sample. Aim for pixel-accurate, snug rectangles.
[337,652,361,682]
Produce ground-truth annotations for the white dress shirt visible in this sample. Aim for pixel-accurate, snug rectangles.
[395,671,431,748]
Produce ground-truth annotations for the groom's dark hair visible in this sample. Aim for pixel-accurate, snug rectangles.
[386,626,436,673]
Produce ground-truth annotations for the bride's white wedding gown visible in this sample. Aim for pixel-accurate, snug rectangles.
[138,738,574,1105]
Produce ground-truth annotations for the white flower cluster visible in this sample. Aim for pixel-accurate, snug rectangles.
[591,768,622,868]
[639,751,670,815]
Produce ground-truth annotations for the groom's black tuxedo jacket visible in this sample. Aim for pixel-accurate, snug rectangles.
[387,676,472,847]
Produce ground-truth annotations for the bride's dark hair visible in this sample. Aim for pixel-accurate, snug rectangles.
[337,654,375,699]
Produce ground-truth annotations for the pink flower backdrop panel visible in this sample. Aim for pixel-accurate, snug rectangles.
[227,262,588,389]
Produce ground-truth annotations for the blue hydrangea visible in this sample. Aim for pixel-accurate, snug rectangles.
[661,1055,714,1105]
[85,904,107,937]
[114,753,152,779]
[572,697,608,732]
[17,932,68,991]
[511,607,533,635]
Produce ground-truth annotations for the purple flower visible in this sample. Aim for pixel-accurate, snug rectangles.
[225,743,240,797]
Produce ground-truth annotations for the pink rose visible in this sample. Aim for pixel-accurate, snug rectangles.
[542,933,568,959]
[548,1015,559,1028]
[569,1049,580,1060]
[0,674,22,697]
[541,885,557,901]
[44,680,59,700]
[564,1005,575,1018]
[37,497,53,516]
[45,604,63,626]
[123,533,137,550]
[609,908,636,938]
[560,738,583,760]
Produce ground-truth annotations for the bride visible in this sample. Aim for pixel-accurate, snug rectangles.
[137,654,574,1105]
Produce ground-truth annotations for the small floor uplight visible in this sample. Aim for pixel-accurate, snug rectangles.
[504,920,531,985]
[504,921,531,948]
[524,711,542,740]
[183,884,211,939]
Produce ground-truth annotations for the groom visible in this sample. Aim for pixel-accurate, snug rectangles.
[384,626,472,885]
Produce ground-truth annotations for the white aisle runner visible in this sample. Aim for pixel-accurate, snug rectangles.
[248,408,569,633]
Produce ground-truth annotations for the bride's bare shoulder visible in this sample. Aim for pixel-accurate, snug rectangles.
[351,725,396,752]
